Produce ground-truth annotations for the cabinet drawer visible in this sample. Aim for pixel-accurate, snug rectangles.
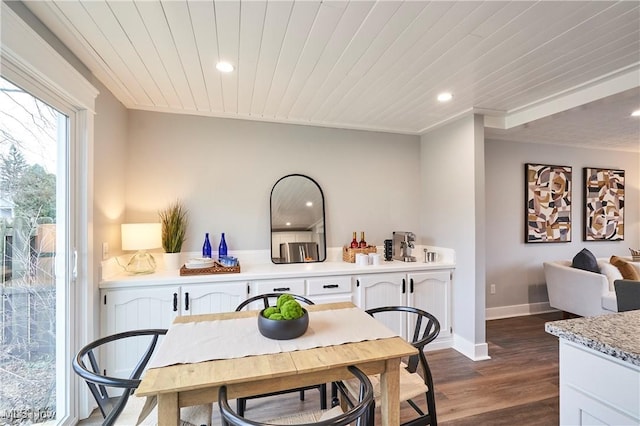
[306,276,352,296]
[252,279,305,295]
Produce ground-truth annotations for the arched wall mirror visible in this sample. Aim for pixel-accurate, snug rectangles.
[270,174,326,264]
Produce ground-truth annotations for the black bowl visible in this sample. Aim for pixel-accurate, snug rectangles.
[258,308,309,340]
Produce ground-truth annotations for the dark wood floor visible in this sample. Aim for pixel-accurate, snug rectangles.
[79,312,563,425]
[208,311,563,425]
[431,311,562,425]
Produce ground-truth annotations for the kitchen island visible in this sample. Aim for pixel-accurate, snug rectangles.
[545,311,640,425]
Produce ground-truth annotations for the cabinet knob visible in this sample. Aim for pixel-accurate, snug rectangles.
[173,293,178,312]
[273,287,290,292]
[323,284,339,289]
[185,292,190,311]
[402,279,406,294]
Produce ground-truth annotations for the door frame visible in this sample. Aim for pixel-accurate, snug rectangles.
[1,3,98,423]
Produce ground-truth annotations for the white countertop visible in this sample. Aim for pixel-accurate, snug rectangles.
[100,246,455,289]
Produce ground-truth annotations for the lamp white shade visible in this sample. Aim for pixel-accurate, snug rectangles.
[121,223,162,251]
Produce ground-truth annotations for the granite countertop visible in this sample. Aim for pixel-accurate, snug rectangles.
[545,310,640,366]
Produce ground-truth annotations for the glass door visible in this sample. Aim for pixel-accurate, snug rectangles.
[0,76,70,425]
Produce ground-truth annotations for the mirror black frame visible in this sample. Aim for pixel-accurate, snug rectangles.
[270,174,326,264]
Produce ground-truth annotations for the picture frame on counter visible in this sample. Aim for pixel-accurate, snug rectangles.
[524,163,572,243]
[583,167,625,241]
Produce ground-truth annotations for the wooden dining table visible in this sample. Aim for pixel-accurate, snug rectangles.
[136,301,417,425]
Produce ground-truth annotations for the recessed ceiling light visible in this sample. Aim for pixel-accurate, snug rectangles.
[306,201,313,207]
[285,222,291,226]
[631,109,640,117]
[437,92,453,102]
[216,61,234,73]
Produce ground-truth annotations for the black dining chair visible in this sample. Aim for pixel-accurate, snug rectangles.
[234,293,327,416]
[72,329,167,425]
[333,306,440,426]
[219,365,375,426]
[73,329,211,425]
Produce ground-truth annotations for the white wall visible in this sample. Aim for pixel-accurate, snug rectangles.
[420,115,488,360]
[125,110,421,253]
[92,78,128,272]
[485,139,640,315]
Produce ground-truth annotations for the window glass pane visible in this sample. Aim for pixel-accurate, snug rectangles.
[0,76,67,425]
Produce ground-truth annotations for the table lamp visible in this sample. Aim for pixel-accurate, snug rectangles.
[121,223,162,274]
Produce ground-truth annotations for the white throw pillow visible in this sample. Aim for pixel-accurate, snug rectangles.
[598,261,623,292]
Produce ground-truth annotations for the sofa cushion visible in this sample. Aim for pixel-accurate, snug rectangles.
[610,256,640,280]
[572,248,599,273]
[598,261,623,292]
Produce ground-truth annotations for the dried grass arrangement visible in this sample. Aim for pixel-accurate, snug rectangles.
[158,200,188,253]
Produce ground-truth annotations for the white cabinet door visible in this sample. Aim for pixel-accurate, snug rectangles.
[407,271,452,339]
[101,286,180,335]
[181,282,249,315]
[355,273,407,338]
[100,286,179,379]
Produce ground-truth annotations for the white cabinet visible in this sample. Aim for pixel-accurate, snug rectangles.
[408,271,452,340]
[355,270,452,344]
[181,282,249,315]
[100,281,248,377]
[356,272,409,337]
[101,286,181,336]
[559,340,640,425]
[99,263,453,375]
[251,278,305,296]
[306,276,352,304]
[100,286,180,379]
[248,276,352,306]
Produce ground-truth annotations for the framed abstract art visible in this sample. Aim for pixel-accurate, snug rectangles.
[584,168,624,241]
[525,163,572,243]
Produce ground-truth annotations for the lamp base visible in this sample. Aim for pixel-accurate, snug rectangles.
[125,251,157,274]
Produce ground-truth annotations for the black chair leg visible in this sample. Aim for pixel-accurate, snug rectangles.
[299,389,305,401]
[330,382,339,407]
[320,384,327,409]
[236,398,246,416]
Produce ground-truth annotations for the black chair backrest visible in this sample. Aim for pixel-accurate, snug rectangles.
[614,280,640,312]
[219,365,374,426]
[366,306,440,373]
[72,329,167,426]
[365,306,439,426]
[235,293,314,311]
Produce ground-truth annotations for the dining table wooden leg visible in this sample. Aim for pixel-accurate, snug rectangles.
[380,358,401,426]
[157,392,179,426]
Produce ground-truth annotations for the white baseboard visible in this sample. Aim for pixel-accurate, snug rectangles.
[453,334,490,361]
[424,336,454,352]
[485,301,557,320]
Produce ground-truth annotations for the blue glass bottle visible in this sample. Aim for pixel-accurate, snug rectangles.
[202,233,212,258]
[218,232,227,260]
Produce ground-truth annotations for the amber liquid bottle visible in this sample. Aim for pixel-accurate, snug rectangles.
[358,232,367,248]
[350,232,359,248]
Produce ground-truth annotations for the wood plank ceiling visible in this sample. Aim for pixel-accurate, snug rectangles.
[24,1,640,151]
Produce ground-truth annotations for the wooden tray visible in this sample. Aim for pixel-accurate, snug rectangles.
[179,261,241,276]
[342,246,377,263]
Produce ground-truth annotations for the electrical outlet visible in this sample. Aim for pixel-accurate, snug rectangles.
[490,284,496,294]
[102,242,109,260]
